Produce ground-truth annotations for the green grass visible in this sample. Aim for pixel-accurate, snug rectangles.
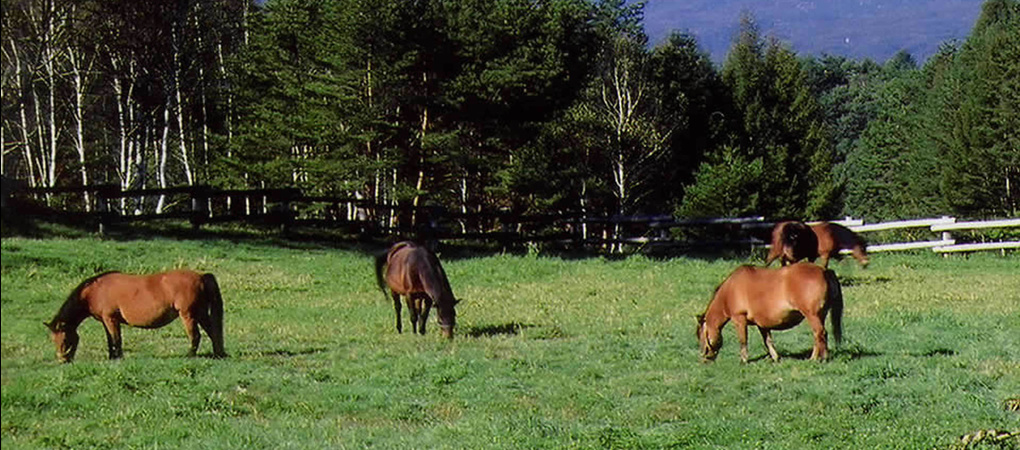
[2,236,1018,449]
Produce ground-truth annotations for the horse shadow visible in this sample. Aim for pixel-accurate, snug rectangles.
[254,347,328,358]
[464,322,534,338]
[838,275,893,287]
[746,344,883,362]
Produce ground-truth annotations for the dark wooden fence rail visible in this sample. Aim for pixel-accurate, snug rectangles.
[2,183,772,251]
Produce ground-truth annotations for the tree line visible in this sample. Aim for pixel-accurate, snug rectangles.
[2,0,1017,232]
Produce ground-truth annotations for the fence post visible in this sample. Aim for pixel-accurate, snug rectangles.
[939,216,953,256]
[96,186,107,235]
[190,185,210,230]
[276,188,298,235]
[95,184,120,235]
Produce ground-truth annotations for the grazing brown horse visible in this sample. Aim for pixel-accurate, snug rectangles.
[375,241,458,339]
[765,221,868,268]
[697,263,843,363]
[45,270,226,362]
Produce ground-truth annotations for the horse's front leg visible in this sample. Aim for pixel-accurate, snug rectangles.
[733,315,749,363]
[406,295,421,334]
[181,313,201,357]
[392,292,403,334]
[102,317,123,359]
[806,315,829,361]
[418,296,433,335]
[759,328,779,361]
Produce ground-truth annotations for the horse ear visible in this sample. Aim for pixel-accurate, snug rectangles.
[695,314,705,324]
[43,321,55,332]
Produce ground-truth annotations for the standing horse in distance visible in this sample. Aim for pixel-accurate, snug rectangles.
[766,221,869,268]
[45,270,226,363]
[697,263,843,363]
[375,241,459,339]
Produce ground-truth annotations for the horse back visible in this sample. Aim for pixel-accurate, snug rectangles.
[715,264,828,329]
[385,242,450,299]
[83,270,205,327]
[812,222,861,253]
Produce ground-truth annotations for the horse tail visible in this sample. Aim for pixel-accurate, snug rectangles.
[824,269,843,347]
[201,273,227,357]
[201,273,224,334]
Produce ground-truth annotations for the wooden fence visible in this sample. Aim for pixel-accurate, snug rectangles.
[849,217,1020,253]
[3,182,1018,254]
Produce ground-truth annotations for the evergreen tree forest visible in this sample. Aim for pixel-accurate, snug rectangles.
[2,0,1018,226]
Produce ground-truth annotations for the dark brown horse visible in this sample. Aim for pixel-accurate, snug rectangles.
[375,241,458,339]
[812,222,868,268]
[45,270,226,362]
[697,263,843,363]
[765,221,868,268]
[765,221,818,267]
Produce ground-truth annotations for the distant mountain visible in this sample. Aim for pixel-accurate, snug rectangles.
[641,0,985,63]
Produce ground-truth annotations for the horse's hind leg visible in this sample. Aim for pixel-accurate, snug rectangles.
[102,318,123,359]
[393,293,403,334]
[806,315,829,361]
[180,313,201,357]
[195,310,226,358]
[759,328,779,361]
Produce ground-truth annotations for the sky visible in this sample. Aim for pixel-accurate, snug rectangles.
[639,0,986,63]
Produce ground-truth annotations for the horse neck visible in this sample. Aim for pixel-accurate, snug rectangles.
[52,293,89,330]
[703,293,731,330]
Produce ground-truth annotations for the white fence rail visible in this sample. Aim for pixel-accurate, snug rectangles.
[846,217,1020,254]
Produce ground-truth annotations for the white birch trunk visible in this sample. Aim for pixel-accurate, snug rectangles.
[42,2,59,190]
[156,107,170,213]
[172,41,193,186]
[67,45,95,210]
[6,35,39,187]
[175,84,193,185]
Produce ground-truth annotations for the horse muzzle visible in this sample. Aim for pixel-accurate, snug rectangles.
[440,325,454,340]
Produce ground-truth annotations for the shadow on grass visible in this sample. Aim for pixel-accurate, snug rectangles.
[839,275,893,287]
[915,348,956,357]
[463,322,567,340]
[464,322,532,338]
[253,347,328,358]
[745,344,883,363]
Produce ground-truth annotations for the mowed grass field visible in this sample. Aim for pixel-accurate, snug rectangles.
[2,235,1018,449]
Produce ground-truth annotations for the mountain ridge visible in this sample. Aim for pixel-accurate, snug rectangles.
[641,0,985,63]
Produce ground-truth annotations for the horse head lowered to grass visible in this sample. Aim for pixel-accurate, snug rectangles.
[697,263,843,363]
[375,241,459,339]
[45,270,226,362]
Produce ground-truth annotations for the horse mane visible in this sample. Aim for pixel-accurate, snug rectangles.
[50,271,119,327]
[426,252,454,300]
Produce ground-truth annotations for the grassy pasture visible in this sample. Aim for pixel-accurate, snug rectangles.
[1,236,1018,449]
